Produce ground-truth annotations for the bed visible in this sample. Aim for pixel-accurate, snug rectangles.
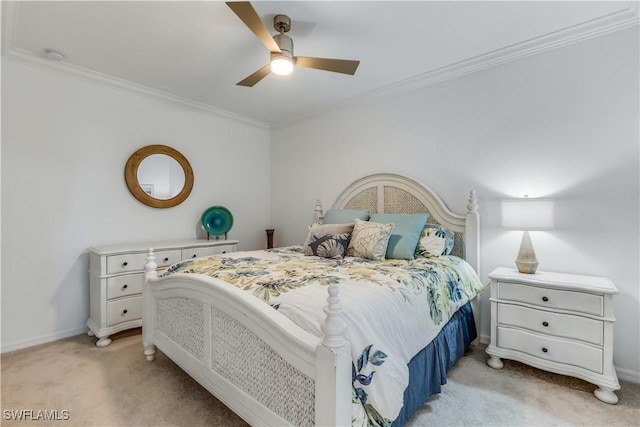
[142,173,483,426]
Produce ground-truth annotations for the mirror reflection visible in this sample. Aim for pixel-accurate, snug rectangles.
[124,145,194,209]
[136,154,186,200]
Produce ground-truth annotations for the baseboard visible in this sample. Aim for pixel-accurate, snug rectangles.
[479,333,490,345]
[1,327,88,354]
[616,367,640,384]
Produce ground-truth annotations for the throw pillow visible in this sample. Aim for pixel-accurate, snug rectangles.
[303,233,350,259]
[346,218,394,261]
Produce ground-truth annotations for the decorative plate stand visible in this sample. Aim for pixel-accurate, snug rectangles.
[201,206,234,240]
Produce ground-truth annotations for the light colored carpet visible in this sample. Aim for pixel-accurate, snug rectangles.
[2,329,639,426]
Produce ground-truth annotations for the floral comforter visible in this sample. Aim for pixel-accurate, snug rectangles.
[163,246,484,426]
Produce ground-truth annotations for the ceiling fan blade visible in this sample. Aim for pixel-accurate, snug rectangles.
[236,64,271,87]
[226,2,281,53]
[295,57,360,75]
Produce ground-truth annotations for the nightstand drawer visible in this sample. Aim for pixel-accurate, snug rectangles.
[107,296,142,327]
[106,274,143,299]
[181,244,234,260]
[497,282,603,316]
[497,326,603,373]
[497,304,603,345]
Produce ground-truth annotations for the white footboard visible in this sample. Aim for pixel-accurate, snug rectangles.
[142,250,351,427]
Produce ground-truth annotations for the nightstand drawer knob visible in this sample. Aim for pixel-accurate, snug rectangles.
[222,251,226,254]
[164,257,169,262]
[542,347,548,353]
[192,254,197,258]
[123,261,128,266]
[542,296,549,302]
[123,284,128,289]
[542,321,549,327]
[122,309,128,315]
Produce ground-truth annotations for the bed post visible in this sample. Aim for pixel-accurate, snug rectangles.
[465,190,482,344]
[142,248,158,361]
[313,199,324,224]
[465,190,480,275]
[315,284,351,427]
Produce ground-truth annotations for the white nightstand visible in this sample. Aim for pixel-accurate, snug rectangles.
[486,267,620,404]
[87,239,238,347]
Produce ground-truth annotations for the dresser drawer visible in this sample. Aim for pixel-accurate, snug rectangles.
[107,296,142,327]
[497,326,603,373]
[497,282,603,316]
[181,244,234,260]
[106,274,143,300]
[498,303,603,345]
[107,249,181,274]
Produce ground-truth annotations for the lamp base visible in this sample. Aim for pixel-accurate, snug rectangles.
[515,231,539,274]
[515,260,539,274]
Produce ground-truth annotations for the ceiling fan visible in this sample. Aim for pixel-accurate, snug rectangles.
[226,2,360,87]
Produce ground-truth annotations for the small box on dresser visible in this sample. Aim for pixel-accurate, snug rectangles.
[486,267,620,404]
[87,239,238,347]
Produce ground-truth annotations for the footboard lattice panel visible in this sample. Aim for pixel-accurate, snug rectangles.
[210,308,315,426]
[157,298,205,361]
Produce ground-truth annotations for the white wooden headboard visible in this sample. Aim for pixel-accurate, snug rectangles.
[314,173,480,275]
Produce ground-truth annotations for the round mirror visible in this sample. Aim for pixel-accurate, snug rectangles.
[125,145,194,208]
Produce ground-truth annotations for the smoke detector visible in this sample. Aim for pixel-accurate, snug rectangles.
[44,49,65,61]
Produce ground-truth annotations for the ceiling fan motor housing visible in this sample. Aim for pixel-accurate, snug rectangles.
[273,33,294,59]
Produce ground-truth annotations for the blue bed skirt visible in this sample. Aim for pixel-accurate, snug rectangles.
[392,302,477,426]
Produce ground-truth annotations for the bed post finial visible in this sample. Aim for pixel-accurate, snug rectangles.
[313,199,324,224]
[321,284,346,348]
[467,190,478,214]
[144,248,158,279]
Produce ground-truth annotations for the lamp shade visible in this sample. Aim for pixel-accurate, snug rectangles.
[501,199,554,230]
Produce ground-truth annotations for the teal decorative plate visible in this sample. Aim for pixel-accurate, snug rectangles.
[201,206,233,236]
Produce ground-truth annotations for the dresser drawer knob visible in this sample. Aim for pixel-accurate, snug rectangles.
[123,284,128,290]
[542,296,549,302]
[122,261,128,267]
[222,251,226,254]
[164,257,169,262]
[122,309,128,315]
[192,254,197,258]
[542,321,549,327]
[542,347,548,353]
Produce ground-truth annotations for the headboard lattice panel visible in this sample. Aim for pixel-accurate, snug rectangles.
[384,187,427,214]
[344,187,378,214]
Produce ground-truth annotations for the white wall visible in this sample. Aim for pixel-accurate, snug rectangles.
[1,59,271,351]
[270,27,639,379]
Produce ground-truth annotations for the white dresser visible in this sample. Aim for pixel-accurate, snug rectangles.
[486,267,620,404]
[87,239,238,347]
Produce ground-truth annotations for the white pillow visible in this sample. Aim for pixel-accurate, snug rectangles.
[415,224,455,257]
[346,219,394,261]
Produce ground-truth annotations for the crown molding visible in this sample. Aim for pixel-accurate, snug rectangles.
[1,48,270,129]
[272,2,640,128]
[1,2,269,129]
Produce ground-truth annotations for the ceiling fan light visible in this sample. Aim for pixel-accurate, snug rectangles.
[271,55,294,76]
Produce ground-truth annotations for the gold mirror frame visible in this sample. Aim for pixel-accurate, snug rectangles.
[125,145,194,208]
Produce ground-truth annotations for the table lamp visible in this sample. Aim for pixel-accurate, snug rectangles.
[501,197,554,274]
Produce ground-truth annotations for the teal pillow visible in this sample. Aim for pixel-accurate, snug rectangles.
[323,209,369,224]
[370,213,429,260]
